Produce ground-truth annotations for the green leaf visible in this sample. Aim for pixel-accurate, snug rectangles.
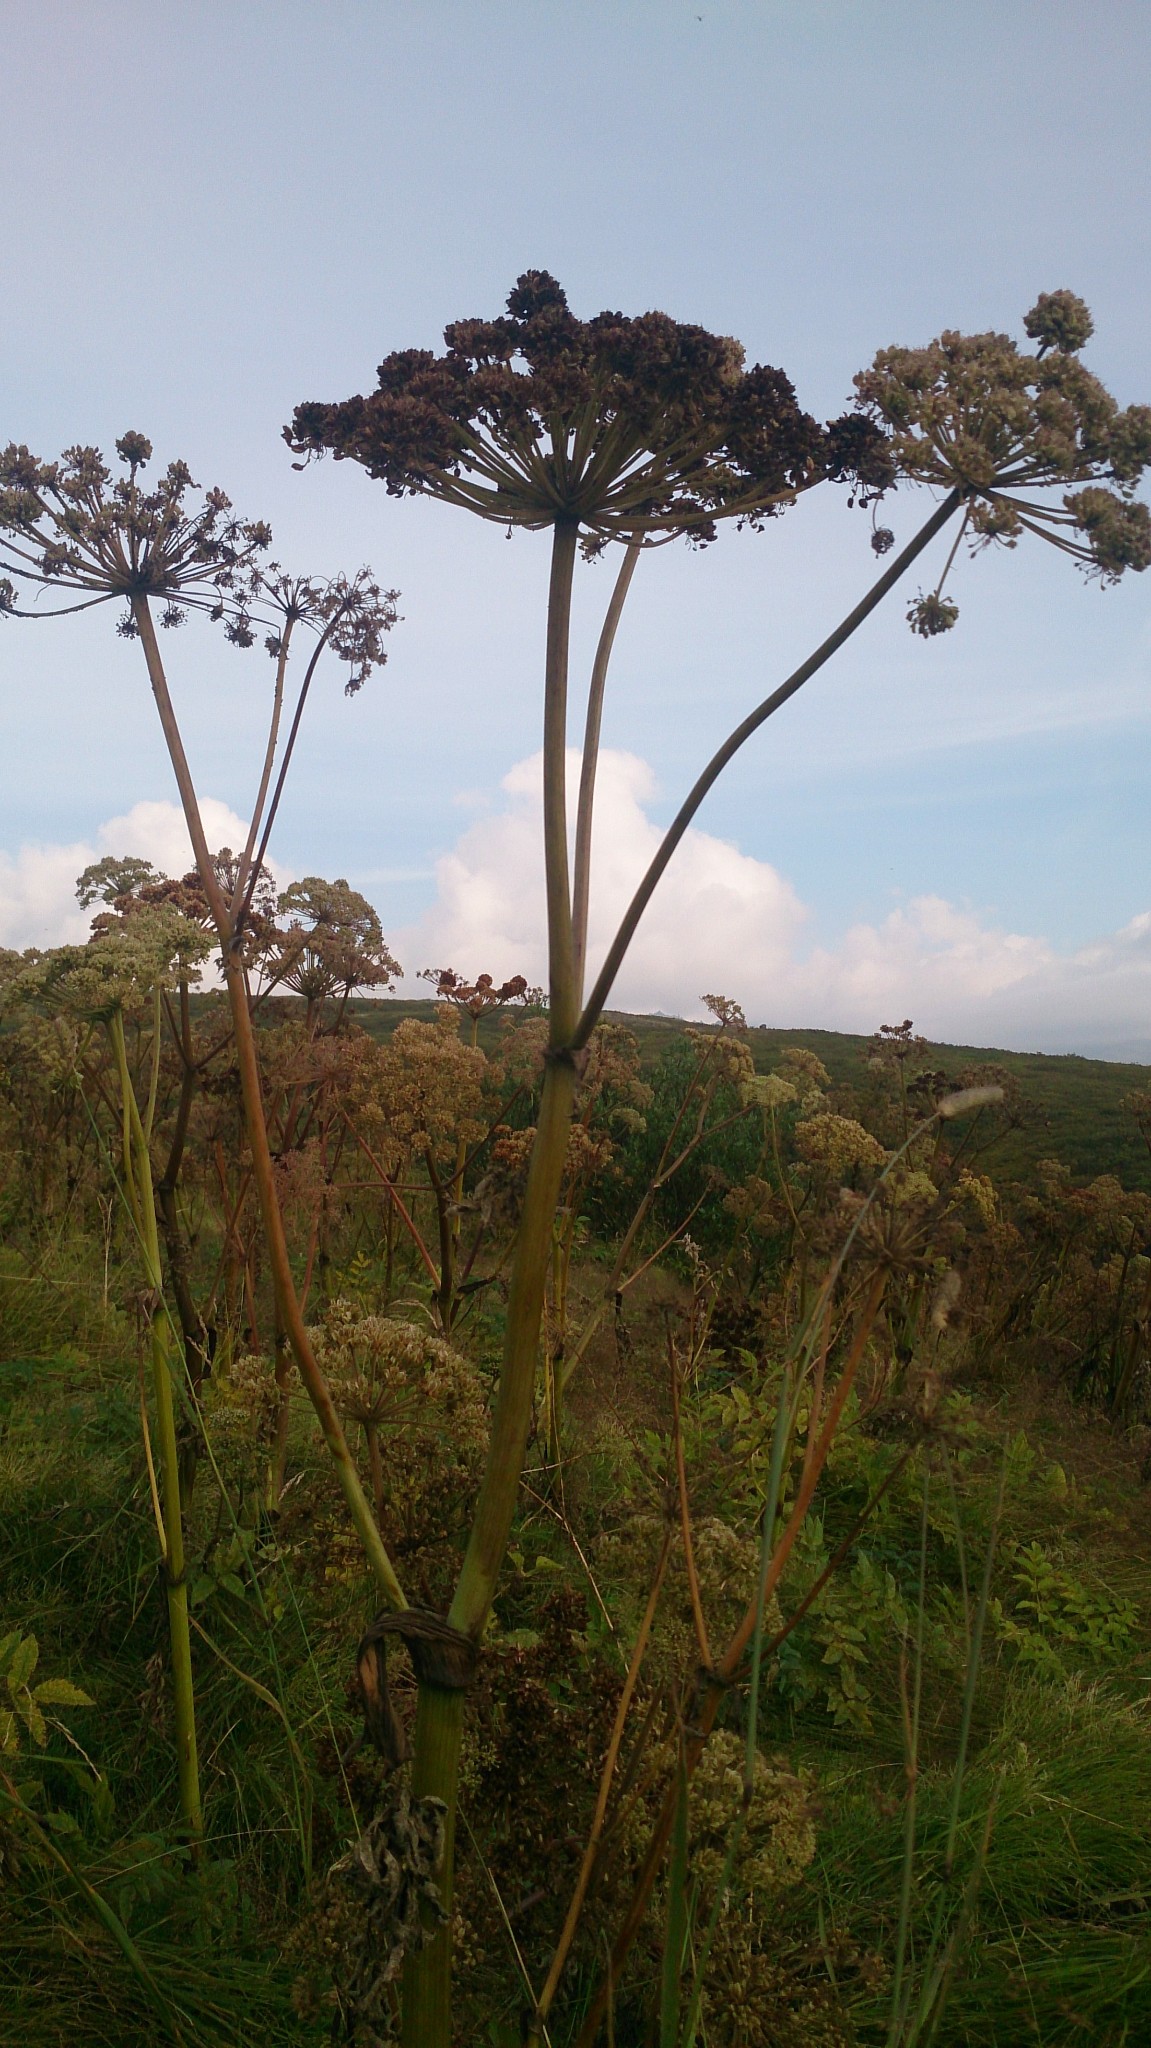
[0,1706,18,1753]
[34,1679,95,1709]
[18,1693,47,1746]
[0,1630,20,1674]
[500,1627,542,1651]
[7,1634,39,1690]
[43,1807,82,1836]
[43,1756,114,1830]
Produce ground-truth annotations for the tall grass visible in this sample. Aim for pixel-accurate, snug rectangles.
[809,1675,1151,2044]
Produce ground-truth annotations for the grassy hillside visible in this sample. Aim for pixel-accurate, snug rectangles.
[339,998,1151,1193]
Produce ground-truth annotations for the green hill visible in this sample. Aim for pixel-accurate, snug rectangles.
[339,999,1151,1194]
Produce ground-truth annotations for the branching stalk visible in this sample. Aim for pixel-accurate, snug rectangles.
[132,595,406,1614]
[572,540,640,996]
[401,519,582,2046]
[573,490,963,1048]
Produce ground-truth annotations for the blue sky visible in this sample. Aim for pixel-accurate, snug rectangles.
[2,1,1149,1053]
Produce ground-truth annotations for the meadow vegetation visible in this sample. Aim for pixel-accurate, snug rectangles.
[1,273,1150,2045]
[3,952,1151,2045]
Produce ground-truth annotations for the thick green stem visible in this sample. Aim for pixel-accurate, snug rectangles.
[451,515,581,1636]
[399,1685,466,2047]
[149,1313,202,1839]
[542,519,580,1043]
[452,1055,579,1636]
[405,520,581,2046]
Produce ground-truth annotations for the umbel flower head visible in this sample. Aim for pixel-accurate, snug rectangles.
[273,876,402,1004]
[286,269,894,544]
[0,432,271,630]
[2,904,212,1025]
[420,966,534,1021]
[853,291,1151,631]
[0,435,398,693]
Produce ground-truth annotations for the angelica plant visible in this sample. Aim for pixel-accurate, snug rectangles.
[288,272,1149,2045]
[0,435,408,1616]
[274,875,402,1031]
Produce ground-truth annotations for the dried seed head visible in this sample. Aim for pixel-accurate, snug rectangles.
[286,269,893,545]
[1023,289,1094,357]
[907,590,960,636]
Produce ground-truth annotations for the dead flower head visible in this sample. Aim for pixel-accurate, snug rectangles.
[274,877,402,1007]
[0,437,397,695]
[286,270,893,547]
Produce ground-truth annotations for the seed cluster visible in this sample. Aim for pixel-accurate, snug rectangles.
[286,269,893,543]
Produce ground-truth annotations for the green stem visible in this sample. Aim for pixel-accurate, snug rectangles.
[573,489,963,1049]
[891,1466,931,2043]
[543,519,580,1042]
[220,949,406,1609]
[943,1451,1005,1876]
[132,594,406,1614]
[399,1685,467,2047]
[0,1774,185,2039]
[403,519,581,2047]
[454,1050,579,1639]
[451,516,580,1634]
[572,540,640,999]
[110,1011,202,1840]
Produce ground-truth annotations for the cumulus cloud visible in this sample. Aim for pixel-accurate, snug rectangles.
[407,751,809,1012]
[0,797,254,951]
[400,750,1151,1060]
[6,763,1149,1060]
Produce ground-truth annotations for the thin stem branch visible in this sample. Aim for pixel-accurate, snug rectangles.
[572,489,963,1049]
[235,620,334,938]
[670,1336,712,1670]
[231,621,294,914]
[133,595,406,1613]
[528,1528,672,2040]
[572,541,640,997]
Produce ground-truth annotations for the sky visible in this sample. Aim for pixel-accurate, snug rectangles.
[1,0,1150,1056]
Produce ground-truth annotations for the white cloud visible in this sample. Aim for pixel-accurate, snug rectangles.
[406,750,808,1005]
[0,797,254,951]
[6,765,1150,1061]
[400,750,1151,1060]
[0,837,96,951]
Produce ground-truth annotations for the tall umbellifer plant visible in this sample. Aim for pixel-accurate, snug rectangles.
[1,278,1146,2044]
[0,438,409,1619]
[286,273,1150,2043]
